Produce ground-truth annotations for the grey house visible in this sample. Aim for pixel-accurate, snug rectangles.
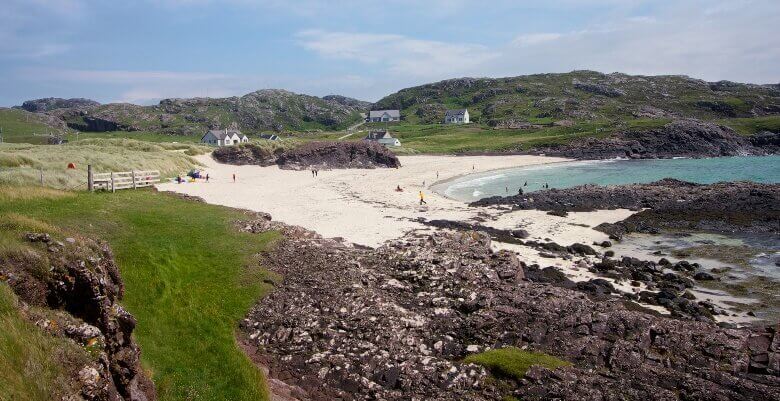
[444,109,470,124]
[367,110,401,122]
[363,130,401,147]
[201,129,248,146]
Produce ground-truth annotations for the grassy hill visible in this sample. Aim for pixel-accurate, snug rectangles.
[373,70,780,125]
[0,108,71,144]
[44,89,369,137]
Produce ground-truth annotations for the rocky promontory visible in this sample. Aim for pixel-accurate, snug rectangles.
[473,179,780,235]
[238,216,780,401]
[527,120,775,159]
[213,141,401,170]
[0,233,155,401]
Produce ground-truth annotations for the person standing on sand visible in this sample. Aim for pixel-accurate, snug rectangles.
[419,191,427,205]
[232,173,236,183]
[206,173,209,182]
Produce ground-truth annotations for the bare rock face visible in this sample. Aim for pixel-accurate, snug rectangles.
[239,220,780,401]
[0,233,155,401]
[19,97,100,112]
[213,141,401,170]
[275,141,401,170]
[528,119,771,159]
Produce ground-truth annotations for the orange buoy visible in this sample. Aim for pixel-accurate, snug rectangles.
[67,162,76,169]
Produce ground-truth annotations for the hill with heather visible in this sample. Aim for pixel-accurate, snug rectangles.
[372,70,780,125]
[16,89,369,136]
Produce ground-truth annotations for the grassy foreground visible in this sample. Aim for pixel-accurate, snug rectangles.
[464,347,570,381]
[0,187,278,401]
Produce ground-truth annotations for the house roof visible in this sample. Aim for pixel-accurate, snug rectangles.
[364,130,394,140]
[202,129,245,141]
[445,109,468,117]
[368,109,400,118]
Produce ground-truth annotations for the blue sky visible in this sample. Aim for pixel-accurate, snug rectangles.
[1,0,778,106]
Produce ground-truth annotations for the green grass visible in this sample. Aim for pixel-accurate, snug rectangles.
[719,116,780,136]
[66,131,202,143]
[0,187,278,401]
[464,347,570,381]
[0,283,90,401]
[0,108,70,144]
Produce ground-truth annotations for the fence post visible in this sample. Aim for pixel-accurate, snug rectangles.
[132,170,136,189]
[39,169,44,186]
[110,172,115,193]
[87,165,94,191]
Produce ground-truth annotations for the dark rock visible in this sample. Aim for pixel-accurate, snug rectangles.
[694,272,717,281]
[214,141,401,170]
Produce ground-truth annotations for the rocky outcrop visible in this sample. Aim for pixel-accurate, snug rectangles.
[276,141,401,170]
[0,233,155,401]
[18,97,100,112]
[472,179,780,235]
[239,220,780,401]
[528,119,769,159]
[750,131,780,153]
[572,78,626,97]
[213,141,401,170]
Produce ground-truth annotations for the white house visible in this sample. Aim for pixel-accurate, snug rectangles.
[364,130,401,147]
[201,128,248,146]
[367,110,401,122]
[444,109,470,124]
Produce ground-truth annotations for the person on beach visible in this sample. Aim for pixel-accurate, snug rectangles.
[436,171,439,179]
[395,185,403,192]
[311,170,315,177]
[232,173,236,183]
[419,191,427,205]
[205,173,209,182]
[315,170,319,177]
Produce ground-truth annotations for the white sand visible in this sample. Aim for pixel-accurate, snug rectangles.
[157,153,758,324]
[157,154,633,248]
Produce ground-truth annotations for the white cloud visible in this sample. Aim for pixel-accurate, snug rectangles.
[38,69,232,84]
[296,30,499,78]
[512,33,563,47]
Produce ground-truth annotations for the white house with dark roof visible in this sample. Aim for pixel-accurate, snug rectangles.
[363,130,401,147]
[444,109,469,124]
[367,110,401,122]
[201,128,248,146]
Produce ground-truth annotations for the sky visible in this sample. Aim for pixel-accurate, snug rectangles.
[1,0,779,106]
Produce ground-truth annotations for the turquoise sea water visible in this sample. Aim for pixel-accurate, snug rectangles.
[434,155,780,202]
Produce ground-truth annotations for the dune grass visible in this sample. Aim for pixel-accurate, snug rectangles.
[464,347,570,381]
[0,284,91,401]
[0,187,278,401]
[0,139,209,189]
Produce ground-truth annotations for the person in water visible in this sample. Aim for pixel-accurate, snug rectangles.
[419,191,427,205]
[524,181,527,186]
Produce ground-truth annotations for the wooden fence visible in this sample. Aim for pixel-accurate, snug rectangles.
[88,165,160,192]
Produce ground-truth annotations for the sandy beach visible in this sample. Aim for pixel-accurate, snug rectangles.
[157,153,635,248]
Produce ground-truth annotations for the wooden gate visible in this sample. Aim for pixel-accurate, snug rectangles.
[88,166,160,192]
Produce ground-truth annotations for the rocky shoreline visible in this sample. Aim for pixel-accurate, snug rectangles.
[472,179,780,236]
[527,120,778,159]
[237,214,780,401]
